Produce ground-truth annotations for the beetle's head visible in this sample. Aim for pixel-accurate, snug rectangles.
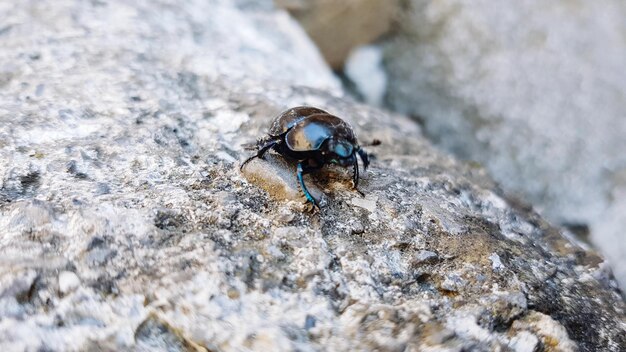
[324,138,357,166]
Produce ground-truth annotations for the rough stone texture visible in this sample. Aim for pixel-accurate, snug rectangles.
[1,1,625,351]
[276,0,398,69]
[382,0,626,290]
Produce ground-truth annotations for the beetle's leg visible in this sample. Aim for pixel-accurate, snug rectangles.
[352,156,365,196]
[297,162,319,208]
[357,148,370,171]
[240,139,280,171]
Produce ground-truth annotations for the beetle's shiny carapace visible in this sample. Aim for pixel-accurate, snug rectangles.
[241,106,370,208]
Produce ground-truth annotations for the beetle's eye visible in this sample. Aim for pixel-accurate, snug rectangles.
[334,143,353,158]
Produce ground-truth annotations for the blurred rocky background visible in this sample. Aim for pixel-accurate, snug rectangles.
[279,0,626,293]
[0,0,625,351]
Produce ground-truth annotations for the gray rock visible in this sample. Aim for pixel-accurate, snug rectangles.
[383,0,626,291]
[0,1,624,352]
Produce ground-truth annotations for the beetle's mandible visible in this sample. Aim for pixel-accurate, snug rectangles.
[240,106,370,208]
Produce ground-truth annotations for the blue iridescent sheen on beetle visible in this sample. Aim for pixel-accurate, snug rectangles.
[241,106,370,208]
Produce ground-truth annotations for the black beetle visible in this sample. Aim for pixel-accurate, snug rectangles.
[241,106,370,208]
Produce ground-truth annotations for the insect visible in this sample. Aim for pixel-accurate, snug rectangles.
[241,106,370,208]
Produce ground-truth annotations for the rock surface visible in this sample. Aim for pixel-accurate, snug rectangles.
[1,1,625,351]
[382,0,626,290]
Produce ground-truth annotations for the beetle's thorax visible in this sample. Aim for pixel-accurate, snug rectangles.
[283,114,349,152]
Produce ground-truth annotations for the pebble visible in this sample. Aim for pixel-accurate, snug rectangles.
[58,271,81,295]
[350,196,378,212]
[415,250,438,264]
[489,253,505,271]
[441,273,467,292]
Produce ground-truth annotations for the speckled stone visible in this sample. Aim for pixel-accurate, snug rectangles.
[0,1,624,351]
